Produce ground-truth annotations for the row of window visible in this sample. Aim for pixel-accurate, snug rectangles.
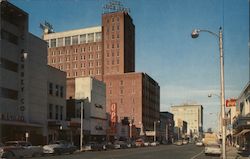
[66,69,101,77]
[49,53,101,63]
[0,57,18,72]
[1,29,18,45]
[107,16,120,23]
[106,50,120,57]
[48,83,64,98]
[48,32,102,48]
[106,42,120,49]
[50,45,102,56]
[55,61,102,70]
[108,80,136,87]
[0,87,18,100]
[48,104,64,120]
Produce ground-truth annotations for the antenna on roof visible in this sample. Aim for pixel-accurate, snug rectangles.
[40,21,54,34]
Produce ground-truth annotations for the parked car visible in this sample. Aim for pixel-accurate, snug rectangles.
[183,140,189,145]
[4,141,43,158]
[43,140,77,155]
[173,140,183,146]
[101,142,114,150]
[204,144,221,156]
[0,143,15,159]
[144,141,150,147]
[135,139,144,147]
[126,141,136,148]
[82,142,103,151]
[150,141,160,146]
[195,141,203,146]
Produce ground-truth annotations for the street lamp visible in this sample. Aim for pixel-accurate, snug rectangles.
[154,120,160,142]
[77,98,87,151]
[191,27,226,159]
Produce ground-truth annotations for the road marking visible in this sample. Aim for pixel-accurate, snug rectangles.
[190,150,204,159]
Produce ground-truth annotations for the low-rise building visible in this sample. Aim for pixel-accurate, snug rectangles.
[160,112,174,143]
[233,82,250,150]
[66,77,107,144]
[170,104,203,139]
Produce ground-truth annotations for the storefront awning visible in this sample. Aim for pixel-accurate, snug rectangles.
[234,129,250,137]
[0,120,43,127]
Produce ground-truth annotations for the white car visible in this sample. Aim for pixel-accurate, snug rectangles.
[195,141,203,146]
[43,140,77,155]
[150,141,160,146]
[204,144,221,156]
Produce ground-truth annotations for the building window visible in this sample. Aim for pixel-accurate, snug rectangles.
[96,32,102,42]
[1,29,18,45]
[49,104,53,119]
[50,39,56,47]
[57,38,64,47]
[0,87,18,100]
[87,33,94,43]
[120,89,123,94]
[72,35,78,45]
[65,37,71,46]
[60,86,63,98]
[49,83,53,95]
[60,106,63,120]
[55,85,59,96]
[80,34,86,44]
[55,105,59,120]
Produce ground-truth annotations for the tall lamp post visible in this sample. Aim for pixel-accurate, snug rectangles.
[208,93,221,134]
[191,27,226,159]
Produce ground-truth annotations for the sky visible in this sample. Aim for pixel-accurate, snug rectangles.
[10,0,249,132]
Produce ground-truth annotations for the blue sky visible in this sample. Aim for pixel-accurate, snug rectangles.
[11,0,249,131]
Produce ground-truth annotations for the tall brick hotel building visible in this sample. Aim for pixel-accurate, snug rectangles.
[43,2,160,139]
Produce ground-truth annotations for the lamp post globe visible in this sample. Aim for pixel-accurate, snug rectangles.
[191,29,199,38]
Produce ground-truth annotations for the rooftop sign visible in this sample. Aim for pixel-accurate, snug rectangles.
[103,0,130,13]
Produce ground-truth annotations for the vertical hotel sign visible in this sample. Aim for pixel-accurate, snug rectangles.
[110,103,117,134]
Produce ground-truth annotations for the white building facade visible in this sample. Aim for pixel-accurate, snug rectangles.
[170,104,203,139]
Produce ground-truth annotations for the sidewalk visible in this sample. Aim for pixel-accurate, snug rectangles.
[226,146,250,159]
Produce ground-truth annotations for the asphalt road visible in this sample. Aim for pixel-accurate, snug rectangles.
[32,144,220,159]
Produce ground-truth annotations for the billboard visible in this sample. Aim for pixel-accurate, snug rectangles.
[226,98,236,107]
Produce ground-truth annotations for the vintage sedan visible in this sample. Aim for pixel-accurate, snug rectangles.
[43,140,77,155]
[3,141,43,158]
[82,142,103,151]
[204,144,221,156]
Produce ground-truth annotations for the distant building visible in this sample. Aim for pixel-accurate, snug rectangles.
[66,77,107,144]
[160,112,174,143]
[170,104,203,139]
[104,73,160,140]
[0,1,66,145]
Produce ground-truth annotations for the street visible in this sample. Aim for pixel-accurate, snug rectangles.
[31,144,220,159]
